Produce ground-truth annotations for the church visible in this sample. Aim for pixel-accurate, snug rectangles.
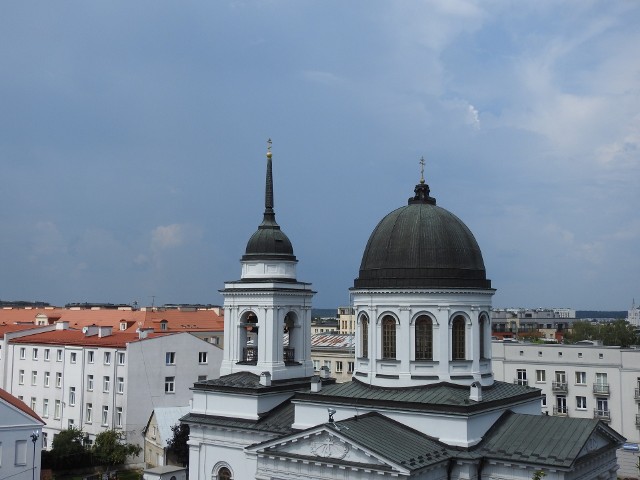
[182,144,624,479]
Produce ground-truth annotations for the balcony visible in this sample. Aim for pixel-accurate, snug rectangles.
[594,409,611,422]
[553,406,568,416]
[513,378,529,386]
[592,384,609,395]
[241,346,258,364]
[239,347,298,365]
[552,381,568,393]
[283,347,297,364]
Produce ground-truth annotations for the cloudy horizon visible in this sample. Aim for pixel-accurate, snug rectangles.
[1,1,638,311]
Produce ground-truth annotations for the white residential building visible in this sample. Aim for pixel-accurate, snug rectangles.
[628,299,640,327]
[492,341,640,478]
[4,322,222,463]
[0,388,44,480]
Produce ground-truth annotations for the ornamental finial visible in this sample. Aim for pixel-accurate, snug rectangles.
[419,156,425,184]
[267,138,272,158]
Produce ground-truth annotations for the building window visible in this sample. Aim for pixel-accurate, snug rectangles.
[312,359,320,371]
[516,369,527,386]
[599,353,604,359]
[117,377,124,394]
[578,352,583,358]
[575,371,586,385]
[20,347,26,359]
[360,316,369,358]
[88,351,94,364]
[54,400,61,419]
[33,348,38,361]
[118,352,125,365]
[323,360,332,371]
[336,361,343,373]
[198,352,208,364]
[44,349,50,361]
[558,352,563,357]
[43,399,49,418]
[165,376,175,393]
[42,432,48,449]
[44,371,50,387]
[30,397,37,411]
[116,407,123,428]
[57,349,63,362]
[70,352,77,363]
[556,395,567,414]
[160,321,168,331]
[538,351,542,357]
[198,375,207,382]
[56,372,62,388]
[348,361,354,373]
[104,352,111,365]
[68,419,75,430]
[217,467,232,480]
[86,403,92,423]
[103,376,110,393]
[87,375,94,391]
[31,371,37,385]
[18,370,24,385]
[576,396,587,410]
[69,387,76,406]
[536,370,546,383]
[382,316,396,359]
[452,316,466,360]
[166,352,176,365]
[102,406,109,426]
[415,315,433,361]
[15,440,27,466]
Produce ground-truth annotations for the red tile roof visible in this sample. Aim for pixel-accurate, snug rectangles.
[0,307,224,333]
[0,387,44,423]
[10,329,175,348]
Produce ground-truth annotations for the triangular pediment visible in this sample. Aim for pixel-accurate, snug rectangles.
[249,425,406,474]
[577,425,623,459]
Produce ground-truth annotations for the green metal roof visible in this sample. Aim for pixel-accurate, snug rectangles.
[295,379,540,414]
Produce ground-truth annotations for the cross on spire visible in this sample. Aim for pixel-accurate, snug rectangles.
[419,156,425,184]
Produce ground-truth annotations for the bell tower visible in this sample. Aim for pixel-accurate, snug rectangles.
[220,141,315,381]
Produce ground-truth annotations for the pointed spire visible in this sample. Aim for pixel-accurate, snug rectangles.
[261,138,278,227]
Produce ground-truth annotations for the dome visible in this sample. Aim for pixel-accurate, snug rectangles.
[354,181,491,289]
[242,220,296,261]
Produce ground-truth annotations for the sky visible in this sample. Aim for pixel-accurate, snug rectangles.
[0,1,639,311]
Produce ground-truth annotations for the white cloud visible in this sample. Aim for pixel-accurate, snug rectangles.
[151,224,187,252]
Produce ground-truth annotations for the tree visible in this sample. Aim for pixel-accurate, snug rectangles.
[565,320,637,347]
[93,430,141,473]
[167,423,190,467]
[43,428,91,470]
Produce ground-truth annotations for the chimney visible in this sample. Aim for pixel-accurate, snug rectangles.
[55,321,69,330]
[259,372,272,387]
[137,327,154,339]
[469,382,482,402]
[319,366,330,379]
[311,375,322,393]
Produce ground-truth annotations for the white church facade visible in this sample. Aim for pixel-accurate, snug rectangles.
[183,145,624,479]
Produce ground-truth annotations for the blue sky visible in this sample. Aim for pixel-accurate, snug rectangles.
[1,1,638,310]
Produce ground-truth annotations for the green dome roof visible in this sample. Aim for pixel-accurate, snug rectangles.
[354,182,490,289]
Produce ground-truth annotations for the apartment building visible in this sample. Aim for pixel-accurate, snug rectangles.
[4,322,222,461]
[492,341,640,477]
[491,308,576,341]
[310,332,355,383]
[336,306,355,334]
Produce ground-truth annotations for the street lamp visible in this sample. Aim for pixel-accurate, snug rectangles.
[30,431,39,480]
